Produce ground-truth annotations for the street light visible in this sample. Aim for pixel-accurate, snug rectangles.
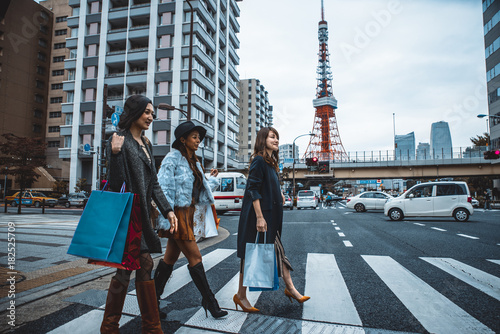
[158,103,188,118]
[292,133,315,209]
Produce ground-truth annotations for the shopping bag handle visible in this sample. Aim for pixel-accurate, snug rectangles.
[254,232,266,244]
[100,181,127,193]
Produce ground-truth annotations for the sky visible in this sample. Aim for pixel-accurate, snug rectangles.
[236,0,489,156]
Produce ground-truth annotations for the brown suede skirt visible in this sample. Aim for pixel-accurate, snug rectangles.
[157,205,196,241]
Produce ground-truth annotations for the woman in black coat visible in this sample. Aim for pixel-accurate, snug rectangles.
[234,127,310,313]
[101,95,177,334]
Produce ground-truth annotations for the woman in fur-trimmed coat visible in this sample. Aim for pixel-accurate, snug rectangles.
[154,121,228,319]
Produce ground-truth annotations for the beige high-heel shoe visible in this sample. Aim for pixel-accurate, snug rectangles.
[233,294,259,313]
[284,288,310,304]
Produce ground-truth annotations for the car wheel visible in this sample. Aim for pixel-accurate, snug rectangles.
[388,208,404,221]
[354,203,365,212]
[453,208,469,222]
[65,202,70,208]
[34,201,41,208]
[10,201,17,207]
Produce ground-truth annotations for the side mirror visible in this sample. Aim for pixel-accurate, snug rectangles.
[408,193,414,199]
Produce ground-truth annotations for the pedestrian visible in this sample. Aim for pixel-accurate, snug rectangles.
[153,121,228,319]
[234,127,310,313]
[484,190,492,210]
[101,95,178,334]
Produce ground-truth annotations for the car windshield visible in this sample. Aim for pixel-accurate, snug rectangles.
[32,192,47,197]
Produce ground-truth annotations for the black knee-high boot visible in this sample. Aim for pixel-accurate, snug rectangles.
[153,259,173,319]
[188,262,228,318]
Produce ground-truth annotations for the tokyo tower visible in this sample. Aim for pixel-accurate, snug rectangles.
[304,0,347,161]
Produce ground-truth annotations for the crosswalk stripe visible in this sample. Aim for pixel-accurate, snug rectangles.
[303,253,362,326]
[487,259,500,265]
[362,255,494,334]
[184,273,262,333]
[47,309,134,334]
[421,257,500,301]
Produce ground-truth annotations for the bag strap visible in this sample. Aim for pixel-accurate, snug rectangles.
[100,181,127,193]
[254,232,266,244]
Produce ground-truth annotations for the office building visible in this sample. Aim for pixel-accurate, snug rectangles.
[40,0,72,182]
[237,78,273,163]
[62,0,241,192]
[430,121,452,159]
[279,143,298,163]
[416,142,430,160]
[0,0,54,192]
[395,132,415,160]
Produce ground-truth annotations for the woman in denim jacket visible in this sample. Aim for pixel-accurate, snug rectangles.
[154,121,228,319]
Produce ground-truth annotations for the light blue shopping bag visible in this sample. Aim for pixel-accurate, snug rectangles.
[67,183,134,264]
[243,232,276,289]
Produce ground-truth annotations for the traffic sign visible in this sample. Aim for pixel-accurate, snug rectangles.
[279,163,283,172]
[84,143,91,152]
[115,106,124,115]
[111,113,120,126]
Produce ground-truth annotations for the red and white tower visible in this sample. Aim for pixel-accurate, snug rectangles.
[304,0,347,161]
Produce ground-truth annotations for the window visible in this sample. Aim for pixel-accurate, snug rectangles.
[90,1,100,13]
[36,80,44,89]
[87,44,97,56]
[66,91,74,103]
[436,185,456,197]
[154,130,168,145]
[65,113,73,125]
[48,126,60,133]
[33,124,42,133]
[35,94,44,103]
[50,97,63,104]
[161,12,172,25]
[54,42,66,49]
[64,136,72,148]
[49,111,61,118]
[68,70,75,80]
[55,29,67,36]
[158,82,169,95]
[72,7,80,16]
[216,178,234,192]
[52,69,64,76]
[89,23,99,35]
[53,56,65,63]
[159,35,171,48]
[34,109,43,118]
[408,185,433,198]
[38,52,46,61]
[48,141,60,148]
[56,16,68,23]
[86,66,96,79]
[158,58,170,71]
[83,111,93,124]
[40,25,48,34]
[85,88,95,102]
[52,83,63,90]
[71,28,78,38]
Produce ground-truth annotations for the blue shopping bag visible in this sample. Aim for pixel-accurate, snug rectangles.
[243,232,276,289]
[249,251,279,291]
[67,183,135,264]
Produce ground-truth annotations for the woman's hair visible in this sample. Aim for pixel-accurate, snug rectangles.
[250,127,280,172]
[177,131,204,188]
[118,95,152,130]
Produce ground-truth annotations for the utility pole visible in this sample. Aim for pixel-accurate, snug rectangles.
[100,84,113,188]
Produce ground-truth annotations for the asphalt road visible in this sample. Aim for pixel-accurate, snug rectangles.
[2,204,499,333]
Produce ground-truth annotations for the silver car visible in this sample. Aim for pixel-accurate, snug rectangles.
[296,190,318,210]
[346,191,392,212]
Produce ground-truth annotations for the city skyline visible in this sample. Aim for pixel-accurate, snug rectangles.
[237,0,488,156]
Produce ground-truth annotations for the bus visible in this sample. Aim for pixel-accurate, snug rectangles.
[206,172,247,214]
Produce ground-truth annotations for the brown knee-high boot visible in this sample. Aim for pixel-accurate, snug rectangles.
[136,280,163,334]
[100,277,129,334]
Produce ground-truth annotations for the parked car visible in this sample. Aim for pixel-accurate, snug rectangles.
[384,181,473,222]
[5,191,58,208]
[57,194,69,207]
[284,195,292,209]
[471,198,479,208]
[296,190,318,209]
[64,192,89,208]
[346,191,392,212]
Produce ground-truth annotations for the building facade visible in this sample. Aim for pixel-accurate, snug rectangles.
[40,0,72,182]
[237,78,273,163]
[484,0,500,150]
[416,142,430,160]
[395,132,415,160]
[0,0,54,192]
[62,0,241,191]
[279,143,298,163]
[430,121,452,159]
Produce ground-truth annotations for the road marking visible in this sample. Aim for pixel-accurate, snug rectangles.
[431,227,447,232]
[421,257,500,301]
[362,255,494,334]
[332,223,337,226]
[414,223,426,226]
[487,259,500,266]
[48,310,134,334]
[338,232,345,237]
[303,253,362,326]
[343,240,353,247]
[232,233,238,235]
[330,220,335,223]
[457,234,479,240]
[335,227,341,231]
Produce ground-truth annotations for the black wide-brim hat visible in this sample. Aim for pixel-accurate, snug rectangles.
[172,121,207,150]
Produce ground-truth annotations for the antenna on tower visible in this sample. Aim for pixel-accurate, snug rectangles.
[321,0,324,21]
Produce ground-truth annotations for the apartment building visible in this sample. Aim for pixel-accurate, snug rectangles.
[237,78,273,163]
[40,0,72,182]
[279,144,298,163]
[62,0,241,191]
[0,0,54,192]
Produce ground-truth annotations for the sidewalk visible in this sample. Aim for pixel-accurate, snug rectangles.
[0,212,230,332]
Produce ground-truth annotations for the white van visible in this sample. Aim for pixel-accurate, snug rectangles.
[207,172,247,215]
[384,181,473,222]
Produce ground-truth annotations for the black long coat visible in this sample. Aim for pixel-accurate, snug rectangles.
[107,130,173,254]
[237,156,283,259]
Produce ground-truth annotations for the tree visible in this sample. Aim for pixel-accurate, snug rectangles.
[52,180,68,194]
[470,133,489,147]
[75,178,87,193]
[0,133,47,214]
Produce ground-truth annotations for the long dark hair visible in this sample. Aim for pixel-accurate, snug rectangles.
[177,131,204,188]
[118,95,152,130]
[250,127,280,172]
